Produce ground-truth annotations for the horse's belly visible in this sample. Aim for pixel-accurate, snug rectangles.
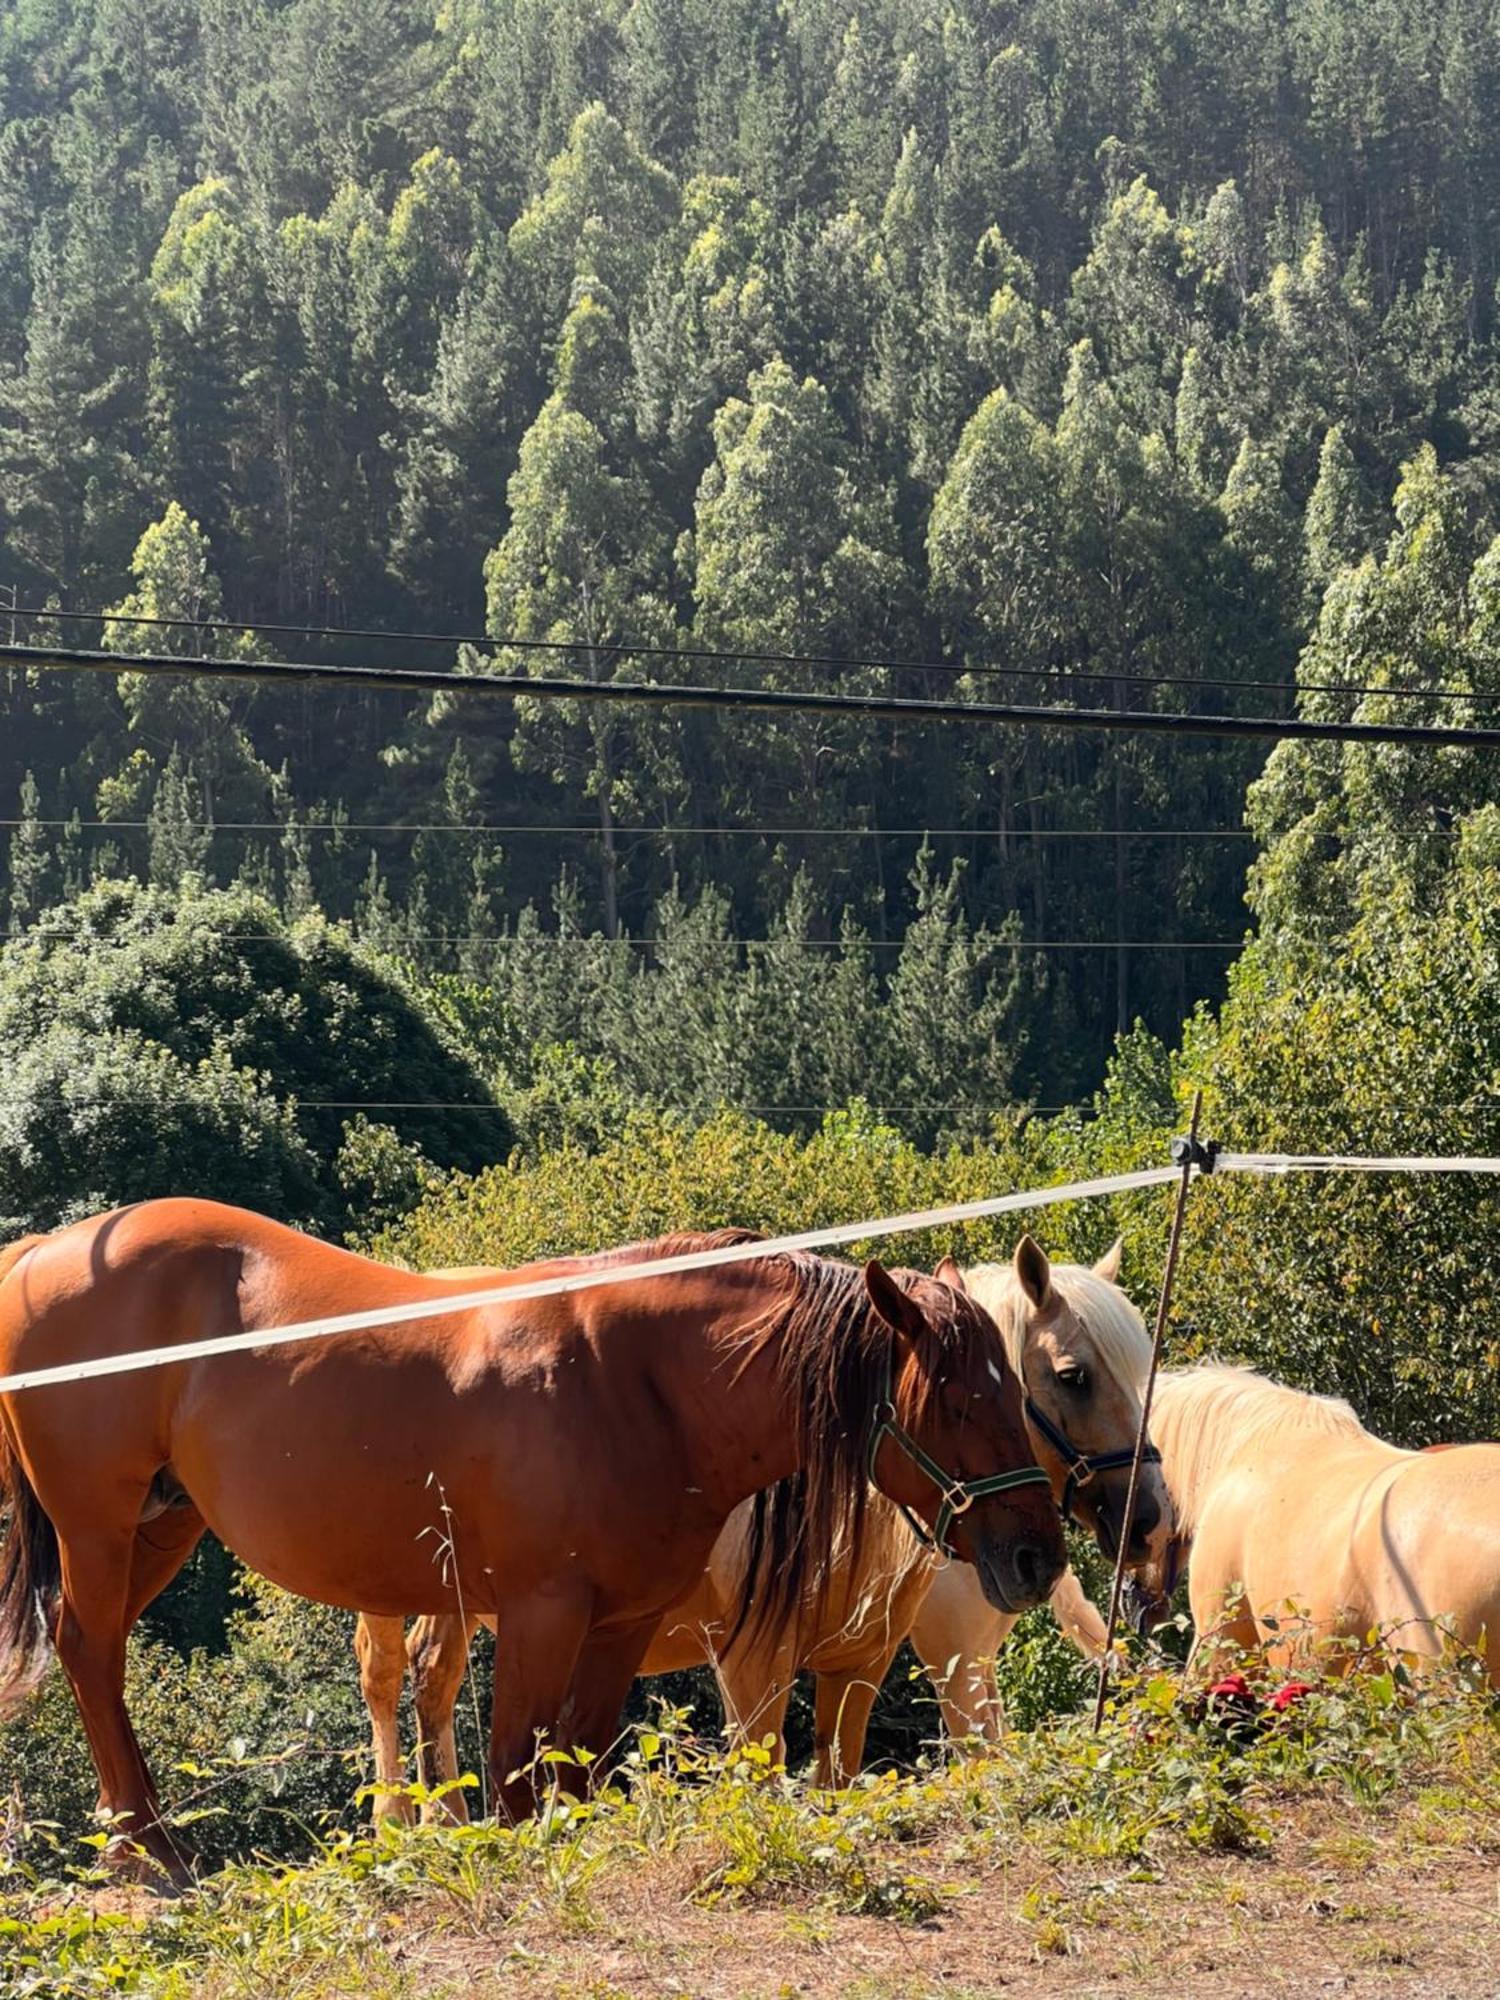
[166,1352,646,1616]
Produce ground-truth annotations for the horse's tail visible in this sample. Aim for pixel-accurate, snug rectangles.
[0,1236,60,1714]
[0,1429,59,1714]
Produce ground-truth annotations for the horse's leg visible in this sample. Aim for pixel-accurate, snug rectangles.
[909,1563,1013,1744]
[932,1641,1008,1744]
[557,1617,661,1783]
[124,1508,207,1631]
[489,1585,594,1822]
[52,1526,189,1884]
[409,1611,480,1824]
[812,1646,897,1787]
[1048,1567,1111,1659]
[1187,1573,1259,1679]
[354,1615,414,1828]
[715,1627,797,1769]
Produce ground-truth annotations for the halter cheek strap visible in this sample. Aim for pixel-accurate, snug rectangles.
[1024,1395,1161,1525]
[868,1360,1052,1558]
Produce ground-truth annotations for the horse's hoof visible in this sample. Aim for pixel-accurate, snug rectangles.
[103,1836,195,1895]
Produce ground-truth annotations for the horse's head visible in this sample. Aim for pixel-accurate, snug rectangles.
[862,1260,1066,1614]
[953,1239,1173,1569]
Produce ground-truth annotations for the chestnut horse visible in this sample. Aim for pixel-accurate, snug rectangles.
[358,1236,1163,1809]
[0,1201,1065,1880]
[1134,1365,1500,1682]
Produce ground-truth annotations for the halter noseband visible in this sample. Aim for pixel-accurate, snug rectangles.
[1023,1395,1161,1525]
[868,1357,1052,1558]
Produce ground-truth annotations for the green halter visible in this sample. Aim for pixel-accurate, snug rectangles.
[867,1357,1053,1558]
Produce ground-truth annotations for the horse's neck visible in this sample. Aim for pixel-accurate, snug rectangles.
[1155,1380,1388,1530]
[666,1320,806,1519]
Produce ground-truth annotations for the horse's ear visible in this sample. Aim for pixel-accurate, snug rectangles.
[933,1255,968,1295]
[1014,1234,1053,1310]
[1093,1236,1124,1284]
[863,1259,927,1344]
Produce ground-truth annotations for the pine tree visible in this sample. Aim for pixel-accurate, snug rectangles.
[147,749,213,887]
[1174,347,1230,500]
[483,375,680,937]
[102,502,273,841]
[620,0,695,164]
[8,771,54,929]
[1220,435,1297,583]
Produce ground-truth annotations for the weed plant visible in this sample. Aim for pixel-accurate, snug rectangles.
[3,1653,1493,1999]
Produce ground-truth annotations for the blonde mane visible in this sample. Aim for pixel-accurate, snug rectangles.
[962,1259,1153,1389]
[1149,1364,1373,1532]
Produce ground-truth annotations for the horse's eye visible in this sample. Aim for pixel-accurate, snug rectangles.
[1056,1364,1089,1392]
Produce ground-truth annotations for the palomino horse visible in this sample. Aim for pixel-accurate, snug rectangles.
[357,1236,1163,1810]
[1133,1365,1500,1682]
[0,1201,1065,1880]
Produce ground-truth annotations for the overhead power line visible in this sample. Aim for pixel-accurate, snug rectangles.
[8,641,1500,752]
[0,816,1261,839]
[0,929,1248,951]
[10,603,1500,712]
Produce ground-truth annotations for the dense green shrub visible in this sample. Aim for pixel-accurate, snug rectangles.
[0,877,509,1235]
[369,1099,1132,1275]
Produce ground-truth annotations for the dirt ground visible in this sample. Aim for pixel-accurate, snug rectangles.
[375,1797,1500,2000]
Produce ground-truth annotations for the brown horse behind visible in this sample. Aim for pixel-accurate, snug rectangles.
[0,1200,1064,1879]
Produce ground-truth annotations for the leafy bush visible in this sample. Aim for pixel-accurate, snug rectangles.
[0,1578,373,1874]
[369,1099,1128,1275]
[1041,826,1500,1446]
[0,878,509,1235]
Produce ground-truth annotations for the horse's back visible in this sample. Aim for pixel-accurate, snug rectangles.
[0,1232,47,1284]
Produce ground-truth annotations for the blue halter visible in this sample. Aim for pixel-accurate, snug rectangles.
[1023,1395,1160,1525]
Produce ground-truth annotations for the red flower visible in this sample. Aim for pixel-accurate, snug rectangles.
[1206,1673,1256,1704]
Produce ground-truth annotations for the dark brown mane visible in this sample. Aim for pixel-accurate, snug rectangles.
[589,1227,767,1265]
[732,1260,980,1647]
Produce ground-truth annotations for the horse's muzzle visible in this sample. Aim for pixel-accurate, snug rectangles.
[1122,1572,1169,1635]
[974,1531,1066,1613]
[1092,1482,1162,1565]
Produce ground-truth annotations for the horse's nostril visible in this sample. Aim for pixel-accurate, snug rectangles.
[1012,1542,1051,1601]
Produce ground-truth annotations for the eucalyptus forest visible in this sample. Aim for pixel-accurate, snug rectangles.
[7,0,1500,1124]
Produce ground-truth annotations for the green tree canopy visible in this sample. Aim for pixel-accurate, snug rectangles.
[0,877,509,1234]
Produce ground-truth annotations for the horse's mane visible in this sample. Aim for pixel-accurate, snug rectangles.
[963,1259,1152,1388]
[1150,1364,1369,1532]
[732,1257,979,1646]
[587,1228,766,1264]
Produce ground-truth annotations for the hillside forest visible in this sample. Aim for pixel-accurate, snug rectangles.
[7,0,1500,1105]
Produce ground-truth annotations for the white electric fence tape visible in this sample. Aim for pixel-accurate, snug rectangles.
[0,1164,1181,1397]
[1218,1151,1500,1176]
[7,1148,1499,1398]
